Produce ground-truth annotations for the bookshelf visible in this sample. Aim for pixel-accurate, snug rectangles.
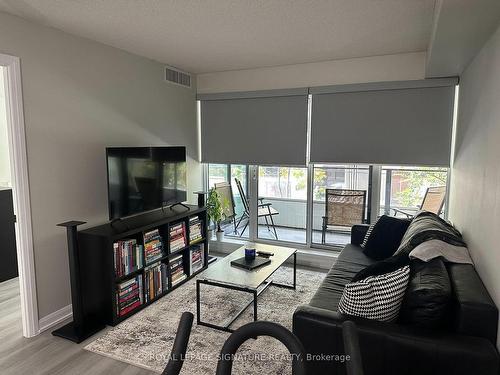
[75,205,208,327]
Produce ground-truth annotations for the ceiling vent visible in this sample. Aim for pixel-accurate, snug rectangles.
[164,66,191,88]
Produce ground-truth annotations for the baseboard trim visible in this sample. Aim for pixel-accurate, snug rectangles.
[38,304,73,333]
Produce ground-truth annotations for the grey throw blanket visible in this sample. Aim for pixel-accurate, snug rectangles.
[394,211,467,257]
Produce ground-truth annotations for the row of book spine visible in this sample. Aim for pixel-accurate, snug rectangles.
[144,261,168,303]
[115,248,206,317]
[169,222,187,252]
[189,216,204,244]
[144,229,164,264]
[169,254,187,286]
[114,239,144,278]
[116,275,143,317]
[189,244,204,275]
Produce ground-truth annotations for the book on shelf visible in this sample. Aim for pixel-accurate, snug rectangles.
[169,254,187,286]
[189,216,204,244]
[144,229,164,264]
[189,244,205,275]
[143,261,168,303]
[169,222,187,253]
[116,275,143,317]
[113,239,144,278]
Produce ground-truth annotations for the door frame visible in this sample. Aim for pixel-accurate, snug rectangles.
[1,53,39,337]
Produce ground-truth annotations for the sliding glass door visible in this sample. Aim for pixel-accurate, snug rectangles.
[311,164,371,247]
[256,165,308,244]
[207,163,249,238]
[206,162,449,250]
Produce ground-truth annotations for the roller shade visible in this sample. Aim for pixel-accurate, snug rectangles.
[200,89,308,165]
[310,79,457,166]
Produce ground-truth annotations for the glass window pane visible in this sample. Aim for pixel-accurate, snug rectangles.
[208,163,249,239]
[208,164,228,188]
[380,166,448,217]
[230,165,247,219]
[312,164,370,247]
[257,166,307,244]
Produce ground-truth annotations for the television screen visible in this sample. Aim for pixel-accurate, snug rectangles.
[106,147,187,220]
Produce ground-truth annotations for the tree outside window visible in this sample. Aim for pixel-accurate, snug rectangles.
[381,167,448,210]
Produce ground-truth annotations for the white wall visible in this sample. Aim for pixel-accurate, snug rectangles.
[0,12,200,321]
[197,52,426,93]
[449,23,500,349]
[0,67,11,187]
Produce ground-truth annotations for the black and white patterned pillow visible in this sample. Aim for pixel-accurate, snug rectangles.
[338,265,410,322]
[361,218,379,248]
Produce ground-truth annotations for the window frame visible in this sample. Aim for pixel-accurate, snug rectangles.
[205,163,449,251]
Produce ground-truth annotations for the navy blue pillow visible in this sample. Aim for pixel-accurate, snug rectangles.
[362,215,411,260]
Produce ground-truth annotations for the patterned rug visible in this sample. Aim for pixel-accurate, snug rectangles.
[84,266,326,374]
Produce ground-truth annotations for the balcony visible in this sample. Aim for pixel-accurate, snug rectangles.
[221,197,351,247]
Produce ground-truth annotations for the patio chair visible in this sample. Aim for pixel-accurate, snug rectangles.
[214,182,237,234]
[234,178,279,239]
[392,185,446,218]
[322,189,367,244]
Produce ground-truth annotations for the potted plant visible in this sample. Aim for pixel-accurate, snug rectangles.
[206,188,226,241]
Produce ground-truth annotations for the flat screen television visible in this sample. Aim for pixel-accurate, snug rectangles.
[106,146,187,220]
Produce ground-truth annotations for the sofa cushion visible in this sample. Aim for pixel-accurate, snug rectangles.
[309,244,375,311]
[447,263,499,344]
[351,224,371,246]
[362,215,411,260]
[399,258,451,328]
[394,211,466,257]
[339,265,410,322]
[352,252,410,282]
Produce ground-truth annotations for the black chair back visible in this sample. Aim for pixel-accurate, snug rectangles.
[216,320,307,375]
[234,178,250,216]
[161,312,194,375]
[161,313,363,375]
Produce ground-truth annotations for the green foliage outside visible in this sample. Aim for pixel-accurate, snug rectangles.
[392,170,447,207]
[313,168,327,200]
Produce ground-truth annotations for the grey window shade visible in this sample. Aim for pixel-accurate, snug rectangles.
[310,83,456,166]
[200,91,308,165]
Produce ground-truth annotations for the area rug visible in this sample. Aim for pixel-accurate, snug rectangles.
[84,266,326,374]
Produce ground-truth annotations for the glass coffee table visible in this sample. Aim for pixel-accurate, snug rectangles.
[196,243,297,332]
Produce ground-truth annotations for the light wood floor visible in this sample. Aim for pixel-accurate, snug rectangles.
[0,278,154,375]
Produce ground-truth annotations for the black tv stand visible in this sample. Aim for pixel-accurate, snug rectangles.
[168,202,190,211]
[54,204,209,341]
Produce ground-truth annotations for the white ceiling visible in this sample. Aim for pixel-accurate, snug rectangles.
[0,0,436,74]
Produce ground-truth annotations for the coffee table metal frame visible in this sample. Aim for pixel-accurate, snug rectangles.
[196,252,297,333]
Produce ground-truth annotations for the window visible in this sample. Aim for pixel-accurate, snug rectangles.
[258,166,308,200]
[312,164,370,247]
[380,166,448,217]
[208,164,228,188]
[257,166,308,244]
[230,165,247,219]
[207,163,249,238]
[205,163,448,250]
